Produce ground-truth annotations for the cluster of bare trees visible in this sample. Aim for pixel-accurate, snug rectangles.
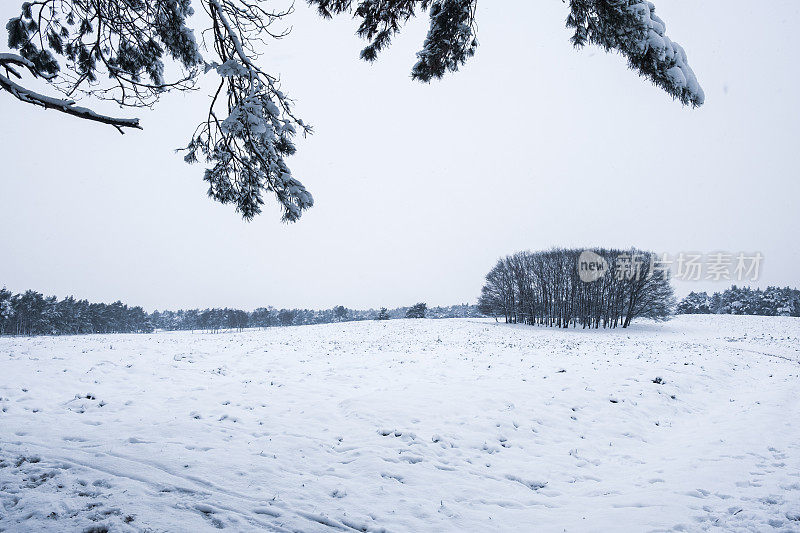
[478,248,675,328]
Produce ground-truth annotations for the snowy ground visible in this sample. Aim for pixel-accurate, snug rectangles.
[1,316,799,532]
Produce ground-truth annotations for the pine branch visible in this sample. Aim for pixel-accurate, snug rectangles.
[1,53,141,133]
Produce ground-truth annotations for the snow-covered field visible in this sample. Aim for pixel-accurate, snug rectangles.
[1,316,799,532]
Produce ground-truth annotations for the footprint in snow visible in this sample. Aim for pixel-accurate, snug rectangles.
[505,474,547,491]
[253,507,281,517]
[195,504,225,528]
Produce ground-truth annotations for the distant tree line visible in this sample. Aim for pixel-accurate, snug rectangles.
[0,287,483,336]
[477,248,675,328]
[677,286,800,316]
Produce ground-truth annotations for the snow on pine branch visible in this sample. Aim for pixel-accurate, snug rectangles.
[627,1,703,106]
[411,0,478,82]
[2,0,705,221]
[312,0,703,105]
[179,0,313,222]
[3,0,310,220]
[567,0,704,106]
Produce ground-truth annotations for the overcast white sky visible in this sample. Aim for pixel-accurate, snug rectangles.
[1,0,799,311]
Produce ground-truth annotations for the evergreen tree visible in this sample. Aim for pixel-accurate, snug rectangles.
[0,287,14,335]
[278,309,297,327]
[251,307,277,328]
[406,303,427,319]
[376,307,390,320]
[700,286,800,317]
[3,0,702,221]
[676,292,711,314]
[333,305,348,322]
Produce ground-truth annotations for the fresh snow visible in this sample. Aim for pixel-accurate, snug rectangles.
[1,315,798,532]
[626,0,704,106]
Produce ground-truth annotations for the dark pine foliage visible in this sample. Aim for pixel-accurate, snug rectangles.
[309,0,703,105]
[4,0,311,222]
[405,302,427,319]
